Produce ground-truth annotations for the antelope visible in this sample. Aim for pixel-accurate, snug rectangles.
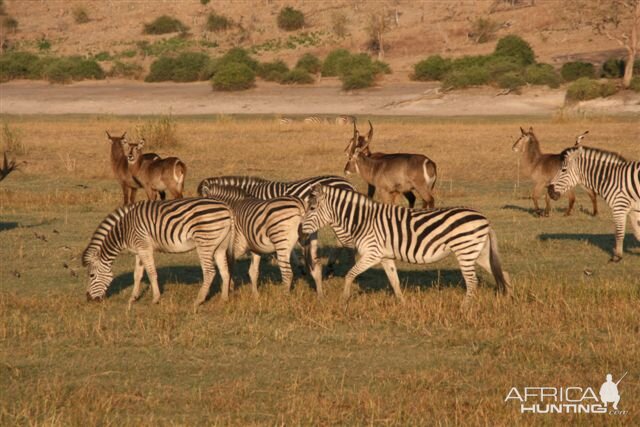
[512,127,597,217]
[125,139,187,201]
[105,131,162,205]
[344,121,437,208]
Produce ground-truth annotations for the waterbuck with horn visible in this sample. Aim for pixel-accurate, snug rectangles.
[512,127,597,217]
[125,139,187,200]
[344,121,437,208]
[105,131,163,205]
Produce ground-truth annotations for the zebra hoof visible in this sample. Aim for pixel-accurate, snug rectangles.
[609,255,622,263]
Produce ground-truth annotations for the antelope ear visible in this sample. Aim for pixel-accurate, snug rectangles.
[106,131,112,139]
[519,127,525,134]
[121,131,127,138]
[139,139,145,147]
[528,126,534,133]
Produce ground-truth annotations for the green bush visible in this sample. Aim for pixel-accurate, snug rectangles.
[93,51,112,61]
[72,6,89,24]
[496,71,525,90]
[206,12,231,32]
[257,59,289,82]
[629,76,640,92]
[321,48,350,76]
[524,63,560,88]
[484,56,522,79]
[281,68,315,84]
[200,0,210,4]
[211,62,255,91]
[561,61,595,81]
[277,6,305,31]
[296,53,321,74]
[412,55,452,81]
[337,54,384,90]
[341,67,375,90]
[146,52,210,82]
[43,57,105,83]
[108,61,144,79]
[601,58,625,78]
[0,51,40,81]
[143,15,188,35]
[451,55,492,71]
[372,60,391,75]
[37,38,51,51]
[335,53,373,75]
[442,66,490,88]
[494,35,535,65]
[565,78,618,101]
[220,47,258,70]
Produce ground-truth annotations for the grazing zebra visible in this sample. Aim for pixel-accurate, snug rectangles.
[303,116,324,124]
[549,145,640,262]
[301,185,512,309]
[335,115,355,126]
[200,184,322,297]
[82,198,234,308]
[279,117,293,125]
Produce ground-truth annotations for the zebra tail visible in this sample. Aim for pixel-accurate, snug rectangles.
[488,229,512,296]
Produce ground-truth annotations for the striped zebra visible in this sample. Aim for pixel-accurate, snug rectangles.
[82,198,234,308]
[549,145,640,262]
[303,116,324,124]
[301,185,512,309]
[200,184,322,297]
[335,115,355,126]
[279,117,293,125]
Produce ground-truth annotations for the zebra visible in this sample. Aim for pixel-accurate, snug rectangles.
[82,198,234,308]
[549,145,640,262]
[335,115,355,126]
[301,185,513,309]
[303,116,324,124]
[279,117,293,125]
[197,175,358,278]
[200,184,322,297]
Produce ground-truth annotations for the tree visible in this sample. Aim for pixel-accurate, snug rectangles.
[593,0,640,88]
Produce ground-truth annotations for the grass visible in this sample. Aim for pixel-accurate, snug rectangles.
[0,115,638,425]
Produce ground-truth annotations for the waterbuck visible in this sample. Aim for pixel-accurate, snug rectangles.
[125,139,187,200]
[105,131,162,205]
[512,127,597,217]
[344,121,437,208]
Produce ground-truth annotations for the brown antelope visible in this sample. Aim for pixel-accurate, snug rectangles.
[344,121,437,208]
[125,139,187,200]
[512,126,597,217]
[105,131,162,205]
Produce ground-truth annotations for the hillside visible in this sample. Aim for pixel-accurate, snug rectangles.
[0,0,624,80]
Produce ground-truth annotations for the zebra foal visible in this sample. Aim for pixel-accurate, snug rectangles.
[83,198,234,308]
[200,184,323,297]
[301,185,512,309]
[549,145,640,262]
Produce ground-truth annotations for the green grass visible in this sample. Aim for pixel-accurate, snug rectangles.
[0,115,638,425]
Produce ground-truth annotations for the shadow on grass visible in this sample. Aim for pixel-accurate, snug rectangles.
[538,233,639,256]
[0,222,19,232]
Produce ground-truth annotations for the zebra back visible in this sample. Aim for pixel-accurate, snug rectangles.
[199,183,251,203]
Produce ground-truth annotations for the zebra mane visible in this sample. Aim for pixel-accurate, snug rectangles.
[82,204,133,266]
[322,184,372,207]
[562,145,628,164]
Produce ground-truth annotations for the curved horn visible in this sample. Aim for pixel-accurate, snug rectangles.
[367,120,373,141]
[574,130,589,146]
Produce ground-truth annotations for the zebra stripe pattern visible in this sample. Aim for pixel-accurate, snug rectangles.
[301,185,512,308]
[549,145,640,261]
[200,184,323,297]
[335,115,355,126]
[279,117,293,125]
[82,198,234,308]
[303,116,324,124]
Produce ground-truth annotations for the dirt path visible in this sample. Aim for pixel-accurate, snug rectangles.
[1,79,638,116]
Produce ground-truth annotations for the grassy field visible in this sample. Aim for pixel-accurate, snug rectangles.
[1,115,638,425]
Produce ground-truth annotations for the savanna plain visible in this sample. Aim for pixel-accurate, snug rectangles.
[0,115,638,426]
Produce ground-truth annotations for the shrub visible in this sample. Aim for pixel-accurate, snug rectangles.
[0,51,40,81]
[212,62,255,91]
[372,60,391,75]
[451,54,492,71]
[296,53,321,74]
[257,59,289,82]
[524,63,560,88]
[277,6,304,31]
[412,55,452,81]
[494,35,534,65]
[145,56,175,82]
[442,66,490,88]
[331,11,348,38]
[72,6,89,24]
[3,15,17,32]
[281,68,315,84]
[629,76,640,92]
[43,57,105,83]
[206,12,231,32]
[37,38,51,51]
[496,71,525,89]
[601,58,625,78]
[565,78,618,101]
[143,15,188,35]
[484,56,522,79]
[93,51,111,61]
[341,67,375,90]
[146,52,210,82]
[136,114,178,148]
[108,61,144,79]
[470,17,499,43]
[321,48,351,76]
[561,61,595,81]
[220,47,258,70]
[200,0,210,4]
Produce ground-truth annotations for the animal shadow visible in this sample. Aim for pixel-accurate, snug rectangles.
[538,233,639,256]
[108,265,206,298]
[0,222,19,232]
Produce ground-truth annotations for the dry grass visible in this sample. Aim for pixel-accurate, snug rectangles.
[0,115,638,425]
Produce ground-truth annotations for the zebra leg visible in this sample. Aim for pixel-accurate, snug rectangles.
[629,209,640,241]
[343,254,380,304]
[276,247,294,293]
[308,237,324,299]
[380,259,406,304]
[137,251,161,304]
[564,188,576,216]
[129,255,145,307]
[455,252,482,311]
[194,245,217,308]
[610,210,630,262]
[587,188,598,216]
[214,245,231,302]
[248,252,261,297]
[531,183,545,216]
[404,192,416,208]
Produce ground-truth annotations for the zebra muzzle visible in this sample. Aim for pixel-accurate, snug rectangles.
[548,185,561,201]
[86,292,104,303]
